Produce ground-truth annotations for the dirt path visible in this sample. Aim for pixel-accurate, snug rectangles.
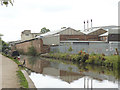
[0,54,20,88]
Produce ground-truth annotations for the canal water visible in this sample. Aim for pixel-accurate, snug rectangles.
[20,55,118,88]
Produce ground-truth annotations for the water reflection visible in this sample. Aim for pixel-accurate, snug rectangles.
[20,55,118,88]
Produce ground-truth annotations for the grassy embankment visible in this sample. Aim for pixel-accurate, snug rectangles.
[41,51,120,70]
[2,53,28,88]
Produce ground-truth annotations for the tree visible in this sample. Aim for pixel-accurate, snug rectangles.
[1,0,14,7]
[40,27,50,34]
[0,39,10,53]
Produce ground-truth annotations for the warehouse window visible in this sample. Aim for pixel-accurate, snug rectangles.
[100,37,103,40]
[26,34,29,36]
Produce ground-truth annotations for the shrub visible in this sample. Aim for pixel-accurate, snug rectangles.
[71,54,81,62]
[78,50,89,63]
[68,46,73,53]
[81,53,89,63]
[85,54,103,65]
[27,46,37,56]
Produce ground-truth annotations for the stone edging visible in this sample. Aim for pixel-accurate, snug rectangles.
[21,70,36,88]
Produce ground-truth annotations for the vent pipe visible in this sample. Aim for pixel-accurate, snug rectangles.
[87,20,89,31]
[84,21,85,31]
[91,19,92,30]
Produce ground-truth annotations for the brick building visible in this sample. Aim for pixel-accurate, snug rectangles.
[60,35,99,41]
[37,27,108,45]
[37,27,84,45]
[13,38,50,54]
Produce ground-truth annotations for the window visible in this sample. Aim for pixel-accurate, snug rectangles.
[103,37,104,40]
[26,34,29,36]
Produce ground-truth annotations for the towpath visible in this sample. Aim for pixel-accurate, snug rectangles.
[0,54,20,89]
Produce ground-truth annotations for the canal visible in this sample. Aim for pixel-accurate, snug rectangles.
[20,55,118,88]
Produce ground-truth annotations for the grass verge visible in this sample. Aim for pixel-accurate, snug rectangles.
[17,70,28,88]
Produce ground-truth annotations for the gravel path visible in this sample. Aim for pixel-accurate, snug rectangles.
[0,54,20,88]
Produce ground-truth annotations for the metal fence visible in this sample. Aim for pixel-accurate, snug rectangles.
[50,42,120,55]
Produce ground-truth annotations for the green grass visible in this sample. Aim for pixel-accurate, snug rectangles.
[104,55,120,69]
[17,70,28,88]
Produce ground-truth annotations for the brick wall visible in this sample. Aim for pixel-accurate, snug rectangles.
[14,39,50,54]
[60,35,99,41]
[42,45,50,54]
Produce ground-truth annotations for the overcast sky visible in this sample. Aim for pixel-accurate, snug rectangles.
[0,0,119,42]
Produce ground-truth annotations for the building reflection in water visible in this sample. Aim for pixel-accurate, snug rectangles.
[21,55,118,88]
[21,55,86,84]
[84,77,93,89]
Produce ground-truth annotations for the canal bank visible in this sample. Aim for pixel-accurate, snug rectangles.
[21,70,36,88]
[40,52,120,70]
[1,54,35,88]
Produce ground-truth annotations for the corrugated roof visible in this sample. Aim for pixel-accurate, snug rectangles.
[81,27,108,35]
[37,27,82,37]
[99,32,108,37]
[80,26,120,35]
[36,26,119,38]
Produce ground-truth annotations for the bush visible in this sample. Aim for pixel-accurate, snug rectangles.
[85,54,103,65]
[81,53,89,63]
[68,46,73,53]
[71,54,80,62]
[78,50,89,63]
[27,46,37,56]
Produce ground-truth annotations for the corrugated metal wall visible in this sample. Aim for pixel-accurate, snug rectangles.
[50,42,120,55]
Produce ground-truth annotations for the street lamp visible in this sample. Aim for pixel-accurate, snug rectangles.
[0,0,14,7]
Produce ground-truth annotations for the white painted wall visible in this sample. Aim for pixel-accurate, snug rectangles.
[42,35,60,45]
[21,34,34,41]
[21,33,41,41]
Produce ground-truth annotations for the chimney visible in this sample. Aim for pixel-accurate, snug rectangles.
[84,21,85,31]
[91,19,92,30]
[87,20,89,31]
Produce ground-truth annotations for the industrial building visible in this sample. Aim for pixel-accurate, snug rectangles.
[21,30,41,41]
[12,25,120,55]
